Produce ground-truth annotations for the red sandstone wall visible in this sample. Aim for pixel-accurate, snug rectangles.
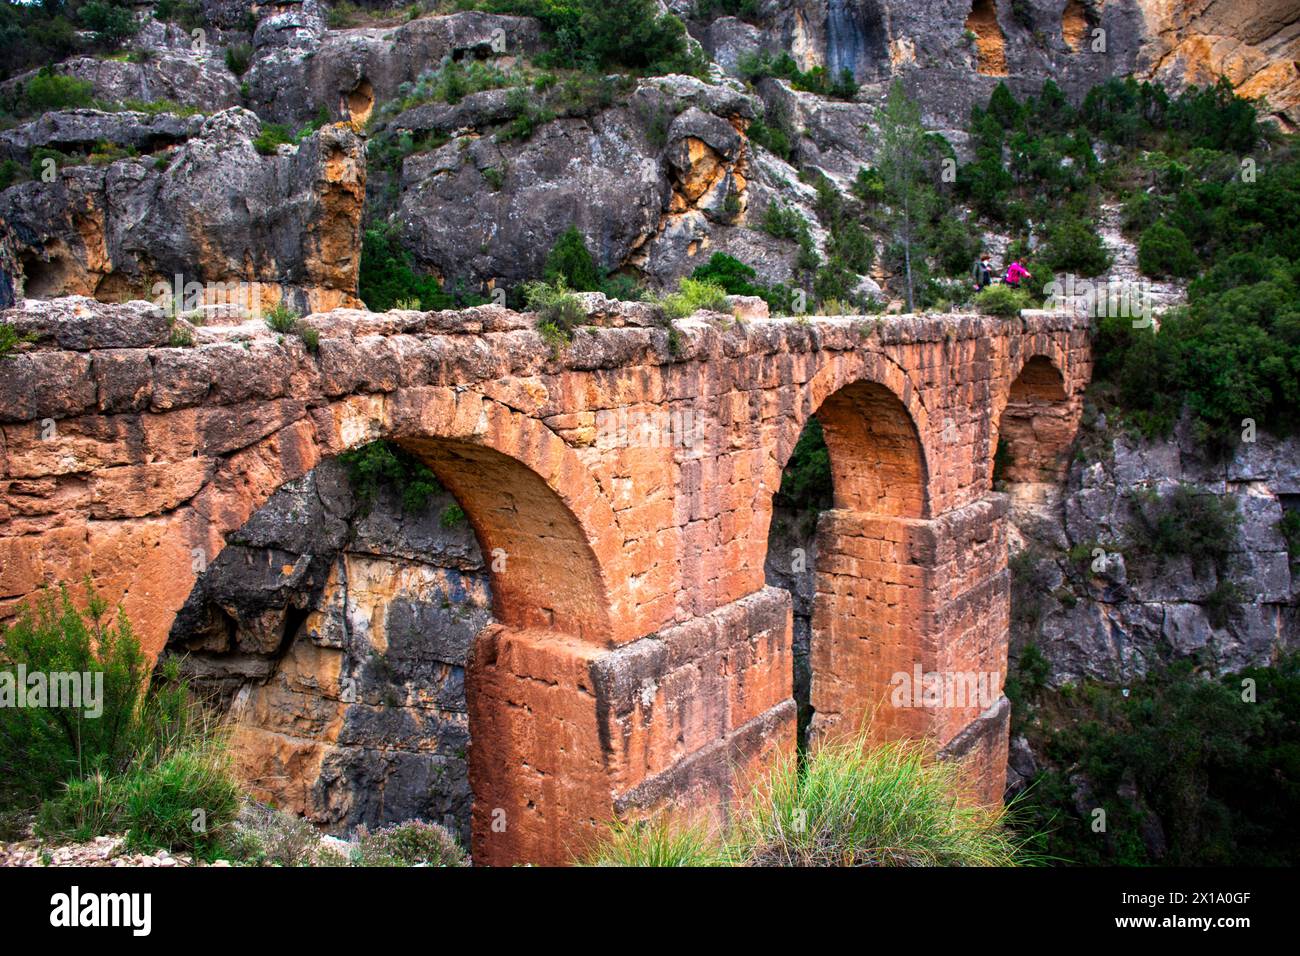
[0,297,1092,863]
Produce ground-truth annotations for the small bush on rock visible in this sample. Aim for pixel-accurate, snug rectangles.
[975,284,1032,316]
[524,276,587,347]
[352,820,467,866]
[654,278,729,320]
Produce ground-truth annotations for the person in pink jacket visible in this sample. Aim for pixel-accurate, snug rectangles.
[1005,259,1032,287]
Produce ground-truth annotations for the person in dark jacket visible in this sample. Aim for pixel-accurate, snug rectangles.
[972,254,993,291]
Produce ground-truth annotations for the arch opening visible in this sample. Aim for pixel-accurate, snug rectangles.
[162,434,611,861]
[993,355,1072,493]
[764,378,929,750]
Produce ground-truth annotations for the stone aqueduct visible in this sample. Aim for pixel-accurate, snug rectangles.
[0,296,1090,865]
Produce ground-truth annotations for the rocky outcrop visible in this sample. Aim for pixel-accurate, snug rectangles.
[245,11,544,126]
[1008,413,1300,686]
[1,51,242,115]
[167,457,491,843]
[0,110,206,165]
[1137,0,1300,130]
[381,73,814,290]
[0,108,365,312]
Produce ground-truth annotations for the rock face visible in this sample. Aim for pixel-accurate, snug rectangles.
[246,11,544,126]
[0,110,206,165]
[1007,413,1300,687]
[386,78,782,290]
[1,3,1294,308]
[696,0,1148,128]
[1138,0,1300,130]
[0,51,242,114]
[0,109,365,312]
[167,458,491,843]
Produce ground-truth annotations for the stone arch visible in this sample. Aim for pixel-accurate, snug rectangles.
[159,389,621,862]
[774,350,933,510]
[992,354,1073,486]
[764,354,932,748]
[966,0,1008,76]
[395,436,612,641]
[179,389,621,650]
[815,380,929,518]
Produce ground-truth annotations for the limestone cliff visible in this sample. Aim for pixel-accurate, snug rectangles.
[0,108,365,312]
[1,0,1294,305]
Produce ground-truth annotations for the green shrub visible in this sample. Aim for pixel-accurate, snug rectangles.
[689,253,796,315]
[262,302,320,352]
[586,733,1027,866]
[932,217,982,278]
[654,277,728,320]
[358,225,453,313]
[1137,219,1198,278]
[224,43,253,77]
[583,815,727,866]
[524,276,588,347]
[0,322,32,358]
[253,122,293,156]
[36,771,126,841]
[338,440,442,513]
[0,158,21,190]
[22,68,93,111]
[1125,483,1240,575]
[1013,655,1300,865]
[737,51,858,100]
[762,200,807,241]
[747,116,792,161]
[121,740,240,858]
[542,225,600,291]
[974,284,1032,317]
[353,820,467,866]
[1043,216,1111,277]
[79,1,139,46]
[0,583,147,807]
[576,0,702,75]
[736,735,1023,866]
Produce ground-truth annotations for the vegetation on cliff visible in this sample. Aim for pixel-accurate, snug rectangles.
[1007,653,1300,866]
[0,584,469,864]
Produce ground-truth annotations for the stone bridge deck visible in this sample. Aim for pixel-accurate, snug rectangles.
[0,295,1091,864]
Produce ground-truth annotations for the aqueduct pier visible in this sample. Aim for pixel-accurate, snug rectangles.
[0,295,1090,864]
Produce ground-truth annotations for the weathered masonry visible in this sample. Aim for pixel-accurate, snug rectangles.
[0,295,1090,865]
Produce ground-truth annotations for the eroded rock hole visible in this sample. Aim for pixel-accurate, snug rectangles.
[1061,0,1095,52]
[966,0,1008,76]
[346,77,374,127]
